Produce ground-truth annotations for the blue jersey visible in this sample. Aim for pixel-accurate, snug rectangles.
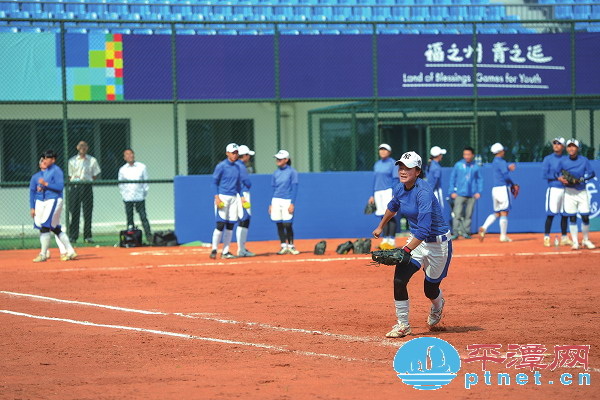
[373,158,398,193]
[387,178,450,241]
[426,160,443,191]
[235,159,252,192]
[212,159,242,196]
[559,154,596,191]
[492,157,514,187]
[272,164,299,202]
[542,152,564,189]
[29,164,64,209]
[448,159,483,197]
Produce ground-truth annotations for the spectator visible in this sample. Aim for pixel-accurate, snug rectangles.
[68,141,101,244]
[118,149,151,242]
[448,146,483,239]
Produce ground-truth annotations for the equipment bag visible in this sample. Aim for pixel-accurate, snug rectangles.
[152,230,179,247]
[119,227,143,248]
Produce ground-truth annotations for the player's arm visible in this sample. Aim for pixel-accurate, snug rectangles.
[45,168,64,192]
[92,158,101,180]
[474,166,483,199]
[29,175,37,216]
[289,169,299,213]
[212,164,223,205]
[583,160,596,182]
[141,165,149,197]
[501,163,514,186]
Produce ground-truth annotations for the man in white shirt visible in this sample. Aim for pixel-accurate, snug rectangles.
[118,148,152,242]
[68,141,101,243]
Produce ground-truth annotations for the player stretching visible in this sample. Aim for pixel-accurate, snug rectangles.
[270,150,300,255]
[558,139,596,250]
[235,145,255,257]
[210,143,246,259]
[368,144,399,249]
[478,143,516,242]
[542,137,572,247]
[373,151,452,338]
[30,150,77,262]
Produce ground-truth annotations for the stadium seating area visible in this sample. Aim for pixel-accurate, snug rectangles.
[0,0,597,35]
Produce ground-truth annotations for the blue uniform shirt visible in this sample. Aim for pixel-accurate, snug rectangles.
[492,156,514,187]
[272,164,299,202]
[212,159,242,196]
[542,153,564,189]
[236,159,252,192]
[388,178,450,241]
[448,159,483,197]
[426,160,443,191]
[29,164,64,209]
[559,154,596,191]
[373,158,398,193]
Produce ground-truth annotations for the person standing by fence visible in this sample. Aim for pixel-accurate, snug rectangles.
[118,148,152,243]
[68,141,101,244]
[448,146,483,240]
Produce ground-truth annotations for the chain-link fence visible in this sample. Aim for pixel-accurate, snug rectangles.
[0,13,599,248]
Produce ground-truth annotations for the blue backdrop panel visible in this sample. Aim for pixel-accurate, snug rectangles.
[175,162,600,244]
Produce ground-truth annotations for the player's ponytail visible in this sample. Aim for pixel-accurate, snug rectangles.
[287,158,292,166]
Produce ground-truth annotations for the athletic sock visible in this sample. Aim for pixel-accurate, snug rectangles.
[57,232,75,254]
[582,223,590,241]
[482,214,497,230]
[40,232,51,257]
[561,216,568,236]
[431,289,444,311]
[545,215,554,236]
[569,223,579,245]
[499,216,508,237]
[55,234,66,254]
[211,229,222,251]
[394,300,410,327]
[222,229,233,254]
[236,226,248,253]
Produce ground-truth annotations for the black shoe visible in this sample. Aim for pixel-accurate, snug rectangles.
[210,250,217,259]
[84,238,94,244]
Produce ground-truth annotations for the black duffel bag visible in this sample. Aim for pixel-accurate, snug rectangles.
[152,230,179,247]
[120,227,143,248]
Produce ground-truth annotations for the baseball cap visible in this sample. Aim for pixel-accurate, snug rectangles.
[552,137,566,146]
[274,149,290,159]
[226,143,239,153]
[490,142,504,154]
[379,143,392,152]
[238,145,255,156]
[566,139,580,148]
[395,151,422,169]
[430,146,447,157]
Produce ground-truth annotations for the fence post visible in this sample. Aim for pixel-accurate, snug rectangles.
[274,23,281,152]
[372,22,379,157]
[571,21,577,139]
[171,22,180,176]
[472,22,479,152]
[60,21,70,231]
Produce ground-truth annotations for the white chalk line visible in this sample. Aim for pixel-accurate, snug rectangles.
[0,291,402,348]
[29,249,600,274]
[0,309,383,364]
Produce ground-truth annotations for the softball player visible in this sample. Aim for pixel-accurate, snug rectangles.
[236,145,255,257]
[426,146,446,209]
[478,143,516,242]
[368,144,399,249]
[558,139,596,250]
[542,137,571,246]
[210,143,246,259]
[373,151,452,338]
[270,150,300,255]
[30,150,77,262]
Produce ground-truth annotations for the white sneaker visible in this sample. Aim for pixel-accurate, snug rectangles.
[276,247,289,255]
[288,246,300,255]
[571,243,580,250]
[428,298,445,327]
[45,250,51,259]
[33,254,47,263]
[582,240,596,249]
[499,236,512,242]
[385,323,411,338]
[543,237,550,247]
[561,236,574,246]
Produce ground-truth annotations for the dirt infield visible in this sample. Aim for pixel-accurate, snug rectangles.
[1,233,599,399]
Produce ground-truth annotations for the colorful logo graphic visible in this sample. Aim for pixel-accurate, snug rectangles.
[393,337,461,390]
[587,176,599,219]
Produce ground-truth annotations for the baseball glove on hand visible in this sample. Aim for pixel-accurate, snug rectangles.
[371,247,411,266]
[364,202,377,215]
[561,169,582,186]
[510,184,520,199]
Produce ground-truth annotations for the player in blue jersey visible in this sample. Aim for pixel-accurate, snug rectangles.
[235,145,255,257]
[426,146,446,209]
[541,137,572,247]
[368,144,399,249]
[210,143,247,259]
[29,150,77,262]
[448,146,483,240]
[373,151,452,338]
[478,143,516,242]
[270,150,300,255]
[558,139,596,250]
